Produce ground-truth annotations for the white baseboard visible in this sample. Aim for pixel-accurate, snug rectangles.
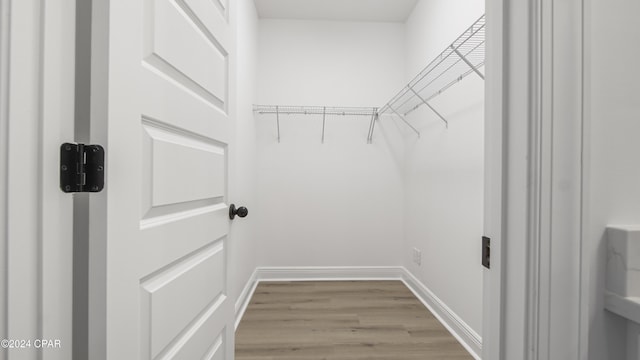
[234,268,258,330]
[256,266,405,281]
[401,269,482,360]
[233,266,482,359]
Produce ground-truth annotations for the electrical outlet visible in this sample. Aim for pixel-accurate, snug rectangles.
[412,248,422,266]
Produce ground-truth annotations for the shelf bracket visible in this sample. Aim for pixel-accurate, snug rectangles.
[389,106,420,137]
[276,106,281,143]
[451,45,485,80]
[407,85,449,128]
[321,107,326,143]
[367,109,377,144]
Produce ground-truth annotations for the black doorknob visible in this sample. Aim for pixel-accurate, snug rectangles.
[229,204,248,220]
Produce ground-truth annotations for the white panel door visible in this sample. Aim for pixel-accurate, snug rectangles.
[89,0,235,359]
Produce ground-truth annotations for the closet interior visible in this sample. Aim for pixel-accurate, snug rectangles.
[233,0,486,358]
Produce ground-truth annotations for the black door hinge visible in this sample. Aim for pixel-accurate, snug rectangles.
[482,236,490,269]
[60,143,105,193]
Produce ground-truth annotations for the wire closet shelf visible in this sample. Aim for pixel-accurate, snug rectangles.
[253,105,377,117]
[377,14,485,136]
[253,105,379,143]
[253,14,485,143]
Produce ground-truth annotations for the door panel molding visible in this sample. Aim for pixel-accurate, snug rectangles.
[141,121,226,210]
[141,239,226,358]
[143,0,229,110]
[139,69,230,143]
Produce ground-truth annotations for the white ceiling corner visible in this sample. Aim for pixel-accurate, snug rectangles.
[253,0,419,23]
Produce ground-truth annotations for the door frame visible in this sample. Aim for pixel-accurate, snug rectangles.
[532,0,587,358]
[0,0,9,348]
[1,0,76,359]
[482,0,505,358]
[0,0,590,358]
[484,0,588,359]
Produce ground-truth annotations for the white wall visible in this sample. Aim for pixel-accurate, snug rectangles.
[402,0,485,336]
[250,1,486,338]
[230,0,259,306]
[255,19,406,267]
[586,0,640,358]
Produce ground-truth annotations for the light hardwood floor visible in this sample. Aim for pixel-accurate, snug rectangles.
[235,281,474,360]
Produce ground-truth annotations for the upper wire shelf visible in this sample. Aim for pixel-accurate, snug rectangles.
[378,14,485,136]
[253,105,379,143]
[253,15,485,144]
[254,105,377,117]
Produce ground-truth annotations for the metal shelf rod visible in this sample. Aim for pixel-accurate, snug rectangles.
[254,105,378,143]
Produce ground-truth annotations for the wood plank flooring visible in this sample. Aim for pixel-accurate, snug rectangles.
[235,281,474,360]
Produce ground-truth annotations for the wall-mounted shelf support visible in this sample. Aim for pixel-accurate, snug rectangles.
[407,85,448,128]
[276,106,281,143]
[321,107,326,143]
[366,112,377,144]
[451,45,485,80]
[389,106,420,137]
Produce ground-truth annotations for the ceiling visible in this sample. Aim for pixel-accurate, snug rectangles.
[253,0,420,23]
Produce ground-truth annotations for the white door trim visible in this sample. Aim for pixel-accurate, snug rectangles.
[0,0,9,348]
[483,0,505,358]
[1,0,76,359]
[489,0,587,359]
[526,0,586,359]
[579,0,592,358]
